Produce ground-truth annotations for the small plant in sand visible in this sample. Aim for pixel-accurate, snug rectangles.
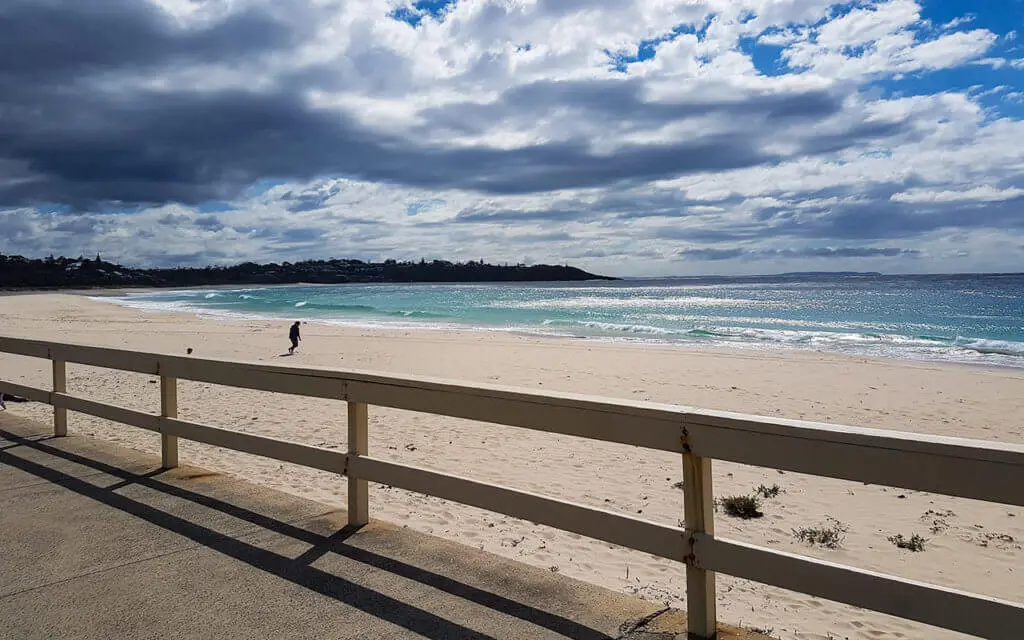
[888,533,927,552]
[747,626,776,638]
[719,494,764,519]
[755,483,782,499]
[792,516,849,549]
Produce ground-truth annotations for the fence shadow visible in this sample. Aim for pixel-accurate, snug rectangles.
[0,426,612,640]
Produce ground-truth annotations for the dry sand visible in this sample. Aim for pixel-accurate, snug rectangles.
[1,293,1021,640]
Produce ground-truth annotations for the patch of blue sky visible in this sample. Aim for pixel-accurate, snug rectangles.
[915,1,1024,39]
[738,36,790,76]
[605,18,714,72]
[31,203,73,215]
[389,0,457,27]
[406,199,445,216]
[870,63,1024,119]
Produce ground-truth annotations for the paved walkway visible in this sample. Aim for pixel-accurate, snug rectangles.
[0,413,764,640]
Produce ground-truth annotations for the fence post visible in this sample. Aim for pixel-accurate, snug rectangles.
[683,448,717,639]
[160,375,178,469]
[52,360,67,437]
[347,401,369,526]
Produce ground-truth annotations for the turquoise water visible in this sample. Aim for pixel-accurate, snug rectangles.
[100,274,1024,367]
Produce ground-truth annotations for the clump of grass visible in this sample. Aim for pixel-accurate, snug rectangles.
[719,494,764,519]
[792,516,849,549]
[888,533,927,552]
[756,483,782,499]
[747,626,776,638]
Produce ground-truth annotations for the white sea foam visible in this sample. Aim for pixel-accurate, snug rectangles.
[542,319,678,335]
[92,297,195,313]
[494,296,775,310]
[957,338,1024,357]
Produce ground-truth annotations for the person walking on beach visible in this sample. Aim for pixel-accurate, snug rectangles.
[288,321,301,354]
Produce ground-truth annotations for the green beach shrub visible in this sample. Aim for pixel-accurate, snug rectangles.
[792,516,849,549]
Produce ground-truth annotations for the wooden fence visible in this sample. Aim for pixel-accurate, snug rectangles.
[0,336,1022,638]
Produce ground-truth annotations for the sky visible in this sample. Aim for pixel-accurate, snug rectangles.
[1,0,1023,277]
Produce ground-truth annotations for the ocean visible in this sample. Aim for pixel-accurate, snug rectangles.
[98,273,1024,368]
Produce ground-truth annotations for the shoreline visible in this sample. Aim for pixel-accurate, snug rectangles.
[84,286,1024,376]
[1,293,1022,640]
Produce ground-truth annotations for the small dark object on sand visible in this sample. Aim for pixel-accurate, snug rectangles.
[1,393,29,408]
[186,347,193,355]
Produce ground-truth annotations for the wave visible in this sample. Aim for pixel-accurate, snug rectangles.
[300,303,375,312]
[702,327,953,349]
[541,319,679,335]
[686,329,733,338]
[385,310,451,319]
[286,303,448,318]
[957,338,1024,357]
[641,314,953,334]
[538,320,989,353]
[495,296,778,310]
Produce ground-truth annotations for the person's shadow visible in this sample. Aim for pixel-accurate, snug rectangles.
[278,353,295,357]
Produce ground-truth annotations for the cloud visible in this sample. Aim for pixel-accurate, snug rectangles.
[678,246,921,260]
[0,0,1021,276]
[781,1,997,78]
[193,214,226,231]
[0,0,941,212]
[891,186,1024,204]
[454,208,587,223]
[677,248,746,261]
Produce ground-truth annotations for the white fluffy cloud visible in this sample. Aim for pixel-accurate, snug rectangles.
[0,0,1022,276]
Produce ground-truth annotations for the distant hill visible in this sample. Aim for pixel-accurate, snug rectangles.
[0,254,616,290]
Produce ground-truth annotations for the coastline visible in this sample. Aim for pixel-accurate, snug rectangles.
[90,284,1024,375]
[1,292,1022,639]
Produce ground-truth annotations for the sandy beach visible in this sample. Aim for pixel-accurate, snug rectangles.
[1,293,1021,640]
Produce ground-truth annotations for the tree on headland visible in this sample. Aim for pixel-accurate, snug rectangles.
[0,254,615,289]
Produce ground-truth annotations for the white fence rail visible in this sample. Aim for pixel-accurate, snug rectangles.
[1,336,1022,639]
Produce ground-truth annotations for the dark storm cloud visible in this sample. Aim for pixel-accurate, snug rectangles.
[420,79,845,136]
[194,215,225,231]
[50,217,107,234]
[514,231,574,242]
[677,248,746,261]
[157,213,191,226]
[0,0,293,83]
[454,208,588,223]
[1,85,787,209]
[0,0,912,212]
[133,249,232,267]
[280,183,344,213]
[649,181,1024,245]
[280,227,326,242]
[771,196,1024,240]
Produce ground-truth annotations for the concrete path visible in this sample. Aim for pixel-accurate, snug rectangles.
[0,413,766,640]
